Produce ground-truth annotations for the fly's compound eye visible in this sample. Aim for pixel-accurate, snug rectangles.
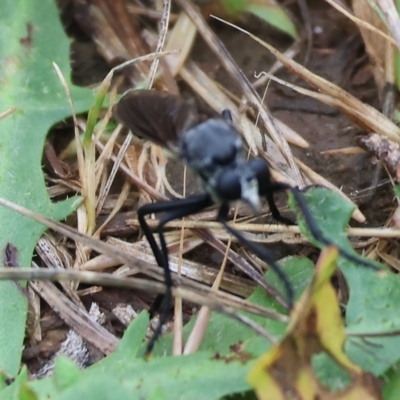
[247,159,270,195]
[215,169,241,201]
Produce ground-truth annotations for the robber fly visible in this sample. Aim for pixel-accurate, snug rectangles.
[113,90,380,354]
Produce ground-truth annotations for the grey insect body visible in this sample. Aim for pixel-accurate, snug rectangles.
[177,118,260,210]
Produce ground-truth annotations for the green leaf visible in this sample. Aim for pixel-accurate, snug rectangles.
[153,257,314,356]
[383,366,400,400]
[0,366,28,400]
[393,185,400,198]
[289,187,400,376]
[90,310,148,369]
[0,0,93,376]
[60,354,251,400]
[12,272,320,399]
[23,313,252,400]
[53,357,80,391]
[221,0,247,14]
[246,3,297,38]
[396,49,400,94]
[147,386,167,400]
[311,353,351,392]
[17,385,38,400]
[220,0,297,38]
[9,314,148,399]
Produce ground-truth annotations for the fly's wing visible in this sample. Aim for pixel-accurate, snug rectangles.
[113,90,215,153]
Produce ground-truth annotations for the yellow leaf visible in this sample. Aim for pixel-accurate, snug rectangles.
[248,247,381,400]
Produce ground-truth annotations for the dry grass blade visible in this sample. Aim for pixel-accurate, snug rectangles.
[54,52,176,284]
[321,147,365,155]
[376,0,400,51]
[183,203,238,354]
[180,63,308,173]
[36,235,82,304]
[147,0,171,87]
[95,180,131,238]
[165,12,197,76]
[26,285,41,345]
[184,306,213,354]
[0,107,16,120]
[195,227,289,307]
[0,198,288,322]
[174,0,304,187]
[0,268,287,342]
[53,62,91,281]
[95,124,123,214]
[215,18,400,143]
[73,0,176,90]
[95,137,163,199]
[352,0,392,95]
[127,4,179,22]
[274,120,309,149]
[129,218,400,238]
[173,165,187,355]
[327,0,396,46]
[81,239,257,298]
[0,197,163,280]
[30,278,119,355]
[253,42,301,89]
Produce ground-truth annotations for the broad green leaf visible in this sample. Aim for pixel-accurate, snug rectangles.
[89,309,149,369]
[147,386,167,400]
[52,357,80,391]
[396,49,400,93]
[153,257,314,356]
[4,313,149,400]
[220,0,297,38]
[51,354,250,400]
[246,3,297,38]
[312,353,351,392]
[0,366,28,400]
[221,0,247,14]
[383,367,400,400]
[289,187,400,376]
[21,313,252,400]
[16,385,38,400]
[0,0,93,377]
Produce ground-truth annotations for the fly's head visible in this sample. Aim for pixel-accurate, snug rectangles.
[213,159,269,214]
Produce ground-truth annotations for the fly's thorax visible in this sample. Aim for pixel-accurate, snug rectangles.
[177,118,244,181]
